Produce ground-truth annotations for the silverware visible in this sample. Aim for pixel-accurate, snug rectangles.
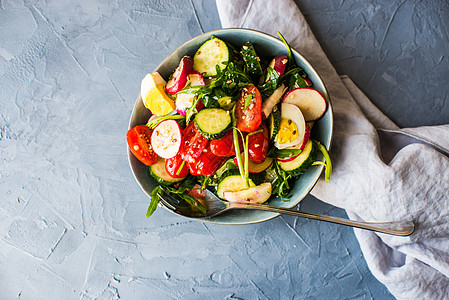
[157,188,415,236]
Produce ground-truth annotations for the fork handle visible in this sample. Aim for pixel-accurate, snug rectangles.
[231,202,415,236]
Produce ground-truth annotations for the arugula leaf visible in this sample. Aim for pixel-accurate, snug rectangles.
[281,67,310,89]
[244,94,254,110]
[185,95,202,124]
[202,94,220,108]
[199,175,210,189]
[258,67,281,98]
[175,83,201,95]
[182,61,253,123]
[271,161,293,200]
[179,193,207,215]
[151,177,208,216]
[220,61,253,92]
[146,186,163,217]
[147,114,185,130]
[281,67,307,81]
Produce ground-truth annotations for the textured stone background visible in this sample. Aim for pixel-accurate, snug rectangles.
[295,0,449,127]
[0,0,447,299]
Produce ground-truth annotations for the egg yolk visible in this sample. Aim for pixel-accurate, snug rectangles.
[276,118,299,144]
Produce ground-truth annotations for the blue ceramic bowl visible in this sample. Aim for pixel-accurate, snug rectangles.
[128,28,333,224]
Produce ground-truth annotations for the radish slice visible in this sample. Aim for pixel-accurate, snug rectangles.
[150,119,182,159]
[166,56,194,95]
[223,183,272,204]
[267,55,288,79]
[260,55,288,84]
[233,155,273,173]
[298,122,311,150]
[175,72,205,116]
[176,93,195,116]
[282,88,327,121]
[187,71,205,86]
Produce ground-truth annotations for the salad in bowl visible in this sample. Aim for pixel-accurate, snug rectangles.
[127,29,332,224]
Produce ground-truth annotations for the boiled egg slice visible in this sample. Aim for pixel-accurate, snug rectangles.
[274,103,306,149]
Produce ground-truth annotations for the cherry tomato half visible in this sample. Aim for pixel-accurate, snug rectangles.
[165,153,189,178]
[126,125,158,166]
[248,122,269,164]
[210,129,244,157]
[235,85,262,133]
[188,144,227,176]
[181,121,208,163]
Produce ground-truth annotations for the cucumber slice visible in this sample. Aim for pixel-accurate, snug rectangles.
[240,42,263,80]
[278,139,318,176]
[269,105,281,143]
[193,37,230,77]
[233,155,273,174]
[194,108,231,140]
[149,158,185,185]
[217,170,256,199]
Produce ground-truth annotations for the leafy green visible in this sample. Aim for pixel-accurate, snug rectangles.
[312,141,332,182]
[268,147,303,160]
[175,83,203,95]
[146,186,163,217]
[145,176,208,217]
[258,67,281,98]
[249,171,266,185]
[240,42,263,81]
[185,96,202,124]
[282,67,310,89]
[147,114,185,130]
[219,61,253,92]
[244,94,254,110]
[177,61,253,123]
[182,195,207,215]
[270,161,293,200]
[277,31,293,68]
[202,94,220,108]
[199,175,211,189]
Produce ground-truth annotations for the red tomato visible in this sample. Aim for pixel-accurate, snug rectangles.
[248,122,269,164]
[182,121,196,146]
[165,154,189,178]
[126,125,158,166]
[181,121,208,163]
[188,144,227,176]
[235,85,262,133]
[210,130,244,157]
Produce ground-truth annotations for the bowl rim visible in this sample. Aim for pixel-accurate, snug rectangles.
[128,28,333,225]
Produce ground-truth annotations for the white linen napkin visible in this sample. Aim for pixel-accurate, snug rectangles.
[216,0,449,298]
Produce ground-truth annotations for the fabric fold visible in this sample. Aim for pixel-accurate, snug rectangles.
[216,0,449,298]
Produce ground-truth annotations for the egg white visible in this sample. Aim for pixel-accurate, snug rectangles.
[274,103,306,149]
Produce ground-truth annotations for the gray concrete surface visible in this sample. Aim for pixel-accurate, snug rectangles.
[295,0,449,127]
